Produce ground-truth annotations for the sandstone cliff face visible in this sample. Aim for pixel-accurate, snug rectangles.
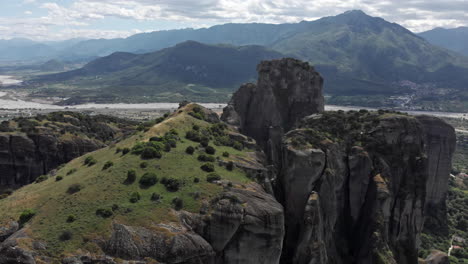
[0,133,102,188]
[221,58,324,162]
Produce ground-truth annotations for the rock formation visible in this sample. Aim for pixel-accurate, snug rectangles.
[416,116,456,234]
[222,58,456,264]
[0,134,102,188]
[222,58,324,162]
[0,113,136,189]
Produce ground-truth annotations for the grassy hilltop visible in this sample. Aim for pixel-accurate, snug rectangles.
[0,104,256,259]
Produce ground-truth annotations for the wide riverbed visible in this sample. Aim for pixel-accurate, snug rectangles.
[0,75,22,86]
[0,96,466,120]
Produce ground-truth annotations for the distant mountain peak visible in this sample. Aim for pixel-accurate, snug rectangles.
[342,10,368,16]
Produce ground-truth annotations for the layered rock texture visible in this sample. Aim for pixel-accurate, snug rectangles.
[222,58,324,162]
[0,112,136,189]
[223,58,456,264]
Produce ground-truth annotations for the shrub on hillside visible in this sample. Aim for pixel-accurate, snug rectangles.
[102,161,114,170]
[56,175,63,181]
[226,161,234,171]
[222,152,230,157]
[186,146,195,155]
[67,184,83,194]
[206,173,221,183]
[205,146,216,155]
[66,215,76,223]
[172,197,184,210]
[140,162,148,168]
[198,154,215,162]
[66,168,77,175]
[59,230,73,241]
[35,175,48,183]
[129,192,141,203]
[126,170,137,184]
[201,163,215,172]
[141,147,162,159]
[151,193,161,201]
[162,178,181,192]
[122,148,130,155]
[84,156,97,166]
[96,208,113,218]
[19,209,36,225]
[139,172,158,187]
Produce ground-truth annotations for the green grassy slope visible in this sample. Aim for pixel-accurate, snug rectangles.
[0,104,255,259]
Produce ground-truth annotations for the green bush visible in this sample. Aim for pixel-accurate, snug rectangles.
[66,168,77,175]
[164,143,172,152]
[163,178,181,192]
[56,175,63,181]
[172,197,184,210]
[84,156,97,166]
[19,209,36,225]
[140,162,148,168]
[186,146,195,155]
[198,154,215,162]
[141,147,162,159]
[139,172,158,187]
[35,175,48,183]
[96,208,113,218]
[151,193,161,201]
[233,142,243,151]
[126,170,137,184]
[67,184,83,194]
[59,230,73,241]
[194,177,200,183]
[192,125,200,131]
[205,146,216,155]
[129,192,141,203]
[207,173,221,183]
[201,163,215,172]
[222,152,230,157]
[200,139,209,147]
[122,148,130,155]
[150,136,163,142]
[66,215,76,223]
[102,161,114,170]
[226,161,234,171]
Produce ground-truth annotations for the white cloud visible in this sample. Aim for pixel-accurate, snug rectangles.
[24,11,33,15]
[1,0,468,40]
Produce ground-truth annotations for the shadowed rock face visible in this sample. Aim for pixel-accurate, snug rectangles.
[416,116,456,234]
[0,134,102,188]
[222,58,324,157]
[222,58,456,264]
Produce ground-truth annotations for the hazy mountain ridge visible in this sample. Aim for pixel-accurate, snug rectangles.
[419,27,468,56]
[35,41,283,103]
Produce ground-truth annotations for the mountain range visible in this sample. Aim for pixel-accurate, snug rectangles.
[419,27,468,56]
[27,10,468,110]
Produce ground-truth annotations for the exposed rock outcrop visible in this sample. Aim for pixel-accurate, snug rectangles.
[222,58,324,162]
[424,250,449,264]
[92,183,284,264]
[222,59,456,264]
[0,133,102,188]
[416,116,456,234]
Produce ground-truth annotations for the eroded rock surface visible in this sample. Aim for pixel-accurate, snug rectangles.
[221,58,324,156]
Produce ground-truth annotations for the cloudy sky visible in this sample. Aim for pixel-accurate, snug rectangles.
[1,0,467,41]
